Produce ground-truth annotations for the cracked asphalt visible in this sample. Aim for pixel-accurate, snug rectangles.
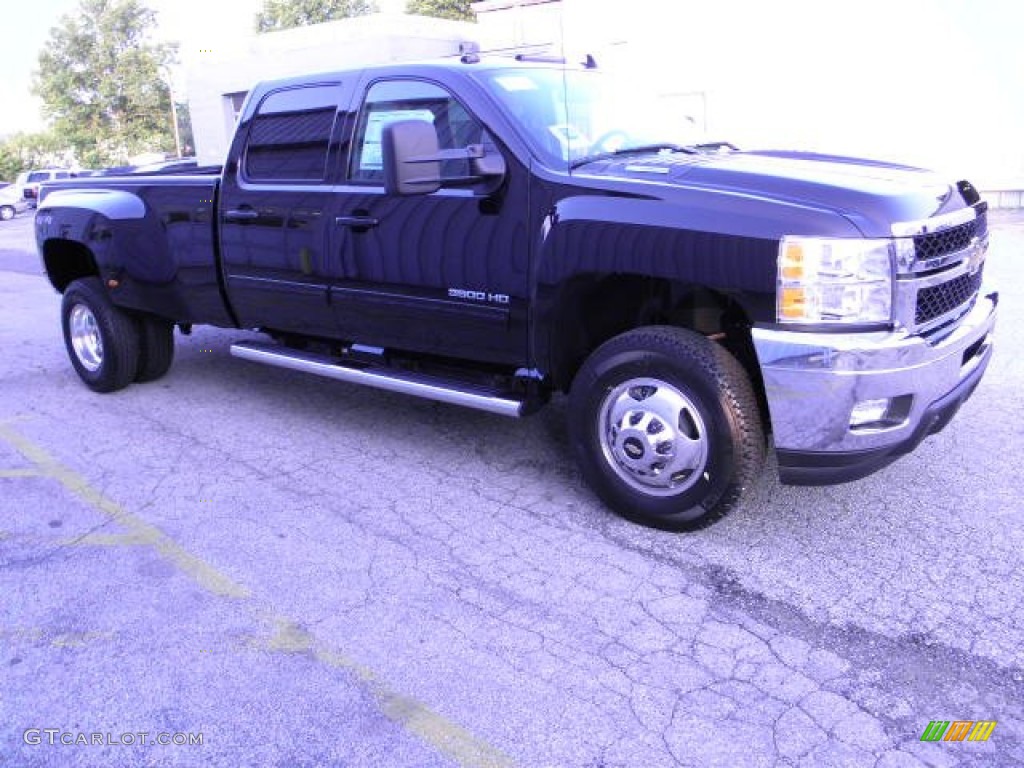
[1,210,1022,767]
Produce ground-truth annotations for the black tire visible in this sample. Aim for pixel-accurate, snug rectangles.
[61,277,140,393]
[0,205,14,221]
[134,315,175,383]
[568,326,765,530]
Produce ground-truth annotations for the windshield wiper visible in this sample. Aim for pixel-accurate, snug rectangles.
[569,143,695,170]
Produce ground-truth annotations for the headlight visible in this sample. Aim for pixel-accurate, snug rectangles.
[777,236,892,324]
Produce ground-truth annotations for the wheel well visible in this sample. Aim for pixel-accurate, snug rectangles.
[551,274,765,405]
[43,239,100,293]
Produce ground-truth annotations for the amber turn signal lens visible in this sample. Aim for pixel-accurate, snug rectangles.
[779,287,805,318]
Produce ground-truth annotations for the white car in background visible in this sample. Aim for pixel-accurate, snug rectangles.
[18,168,76,206]
[0,184,31,221]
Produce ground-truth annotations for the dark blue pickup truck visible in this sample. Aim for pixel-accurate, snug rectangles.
[35,56,998,529]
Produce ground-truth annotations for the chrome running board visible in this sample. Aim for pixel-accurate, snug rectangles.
[230,340,526,418]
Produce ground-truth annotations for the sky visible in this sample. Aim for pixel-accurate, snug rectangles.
[0,0,263,137]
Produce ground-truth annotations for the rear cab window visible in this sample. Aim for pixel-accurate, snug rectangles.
[242,83,345,183]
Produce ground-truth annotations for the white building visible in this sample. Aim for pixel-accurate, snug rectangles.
[185,12,477,165]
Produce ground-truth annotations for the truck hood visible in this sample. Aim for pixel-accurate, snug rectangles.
[575,149,964,238]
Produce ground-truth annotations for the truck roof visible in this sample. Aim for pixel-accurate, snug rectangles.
[249,54,592,94]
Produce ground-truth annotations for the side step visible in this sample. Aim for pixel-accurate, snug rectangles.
[230,341,527,418]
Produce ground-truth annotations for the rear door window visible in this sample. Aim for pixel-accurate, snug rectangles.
[243,84,343,182]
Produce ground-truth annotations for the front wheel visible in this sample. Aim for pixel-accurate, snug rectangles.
[568,326,765,530]
[61,278,140,393]
[0,205,14,221]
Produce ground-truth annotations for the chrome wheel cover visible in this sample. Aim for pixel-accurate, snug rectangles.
[69,304,103,372]
[597,377,709,496]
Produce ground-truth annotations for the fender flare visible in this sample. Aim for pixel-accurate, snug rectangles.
[38,188,146,220]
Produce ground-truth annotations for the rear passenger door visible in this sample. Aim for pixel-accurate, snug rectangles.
[327,77,530,366]
[220,81,354,337]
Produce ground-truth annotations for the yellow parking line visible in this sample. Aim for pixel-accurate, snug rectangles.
[50,631,116,648]
[0,627,115,648]
[0,423,517,768]
[257,619,516,768]
[0,423,249,599]
[0,468,43,478]
[70,532,155,546]
[0,532,150,547]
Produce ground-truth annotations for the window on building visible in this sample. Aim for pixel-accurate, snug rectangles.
[350,79,487,183]
[243,84,342,182]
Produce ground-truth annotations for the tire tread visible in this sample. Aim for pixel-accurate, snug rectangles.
[134,315,175,383]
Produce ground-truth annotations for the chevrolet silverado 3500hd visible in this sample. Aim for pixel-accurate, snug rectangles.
[36,57,998,529]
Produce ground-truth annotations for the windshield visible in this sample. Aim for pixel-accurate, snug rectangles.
[480,68,700,170]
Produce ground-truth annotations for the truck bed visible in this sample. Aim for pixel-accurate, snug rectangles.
[36,173,234,328]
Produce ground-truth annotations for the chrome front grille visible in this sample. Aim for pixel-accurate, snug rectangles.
[892,204,988,336]
[915,268,984,325]
[912,211,986,262]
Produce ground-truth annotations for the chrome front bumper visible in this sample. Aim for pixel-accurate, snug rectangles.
[752,290,998,484]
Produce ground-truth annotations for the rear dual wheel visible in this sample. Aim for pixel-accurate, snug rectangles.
[61,278,175,392]
[134,315,175,383]
[569,326,765,530]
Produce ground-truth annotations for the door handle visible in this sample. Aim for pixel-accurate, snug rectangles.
[335,215,379,229]
[224,209,259,221]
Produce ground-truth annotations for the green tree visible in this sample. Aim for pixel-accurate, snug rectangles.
[33,0,177,168]
[255,0,378,33]
[406,0,475,22]
[0,132,64,182]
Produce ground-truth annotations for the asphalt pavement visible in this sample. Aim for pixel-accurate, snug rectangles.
[1,208,1022,767]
